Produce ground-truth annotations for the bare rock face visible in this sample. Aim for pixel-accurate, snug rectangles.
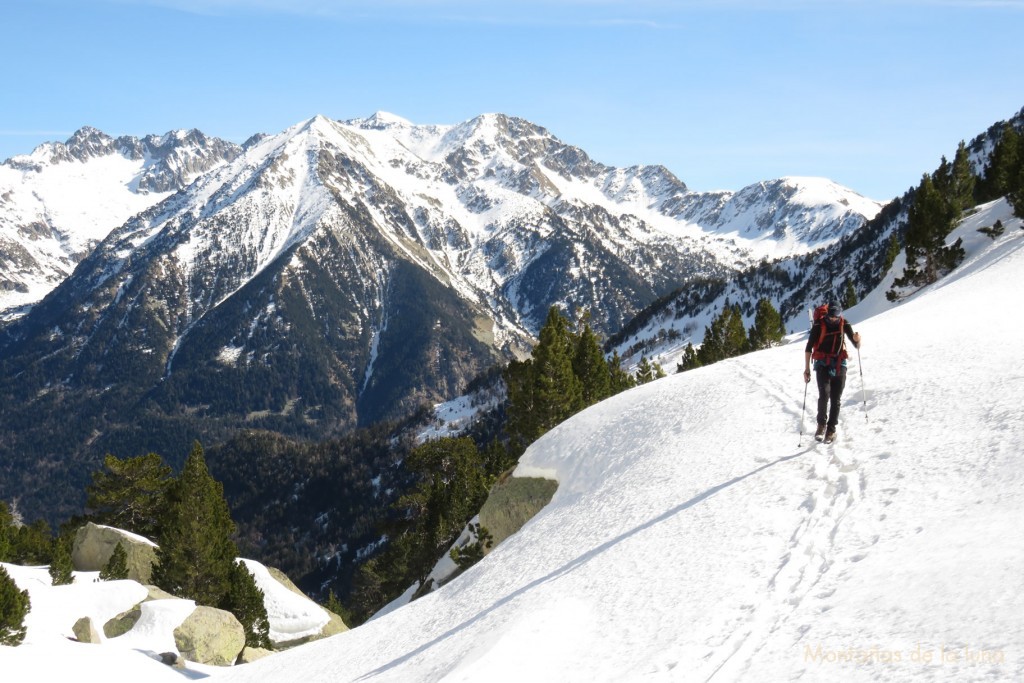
[172,606,245,666]
[72,616,101,644]
[71,523,158,583]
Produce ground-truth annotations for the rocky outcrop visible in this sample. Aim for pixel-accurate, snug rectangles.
[173,606,245,666]
[478,474,558,549]
[72,616,101,644]
[103,607,141,638]
[71,523,157,583]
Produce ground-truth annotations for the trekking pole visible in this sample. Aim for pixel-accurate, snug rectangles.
[856,345,868,421]
[798,375,809,446]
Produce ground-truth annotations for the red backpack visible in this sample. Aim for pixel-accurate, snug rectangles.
[811,305,847,362]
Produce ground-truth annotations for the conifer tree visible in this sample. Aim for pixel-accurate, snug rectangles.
[0,565,30,646]
[899,172,962,287]
[947,141,976,213]
[607,351,635,393]
[679,342,701,372]
[503,358,538,450]
[979,123,1020,200]
[99,542,129,581]
[152,441,239,606]
[391,437,488,588]
[86,452,173,539]
[221,560,271,650]
[843,280,858,310]
[0,501,12,562]
[635,356,665,384]
[698,305,747,365]
[12,519,52,566]
[324,589,345,616]
[481,439,514,481]
[48,537,74,586]
[747,298,786,351]
[884,233,900,272]
[572,319,611,405]
[532,306,583,432]
[505,307,584,447]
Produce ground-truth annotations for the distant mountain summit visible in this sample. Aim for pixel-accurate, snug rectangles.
[0,112,879,519]
[0,127,241,315]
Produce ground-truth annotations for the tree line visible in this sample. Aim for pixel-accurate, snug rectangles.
[678,297,788,371]
[890,122,1024,298]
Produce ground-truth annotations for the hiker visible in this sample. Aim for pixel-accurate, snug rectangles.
[803,303,861,443]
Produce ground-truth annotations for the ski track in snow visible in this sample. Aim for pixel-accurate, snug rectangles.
[690,360,869,681]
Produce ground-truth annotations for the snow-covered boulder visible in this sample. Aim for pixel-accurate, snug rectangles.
[172,605,245,666]
[241,560,347,648]
[71,523,158,583]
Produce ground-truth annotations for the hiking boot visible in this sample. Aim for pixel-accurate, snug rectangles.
[823,427,837,444]
[814,424,827,441]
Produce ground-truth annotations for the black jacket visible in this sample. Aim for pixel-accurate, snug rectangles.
[805,316,857,358]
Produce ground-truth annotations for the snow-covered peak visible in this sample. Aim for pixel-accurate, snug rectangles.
[0,127,241,315]
[353,111,415,130]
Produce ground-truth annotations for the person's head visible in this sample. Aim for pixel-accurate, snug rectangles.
[827,303,842,318]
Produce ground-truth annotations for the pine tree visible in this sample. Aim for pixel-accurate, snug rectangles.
[48,537,74,586]
[572,319,611,405]
[481,439,514,481]
[979,123,1020,200]
[698,305,747,365]
[947,141,976,213]
[677,342,699,372]
[634,356,656,384]
[449,523,494,570]
[843,280,858,310]
[503,358,538,450]
[11,519,52,566]
[221,560,271,650]
[633,356,664,383]
[532,306,583,432]
[899,172,962,287]
[505,307,583,447]
[0,565,30,646]
[99,542,129,581]
[392,437,488,588]
[747,298,786,351]
[0,501,12,562]
[884,233,900,272]
[86,452,173,539]
[152,441,239,606]
[607,351,635,393]
[324,589,345,616]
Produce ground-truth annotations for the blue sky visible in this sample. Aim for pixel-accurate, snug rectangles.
[2,0,1022,201]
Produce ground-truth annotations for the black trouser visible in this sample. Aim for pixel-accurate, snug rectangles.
[815,364,847,428]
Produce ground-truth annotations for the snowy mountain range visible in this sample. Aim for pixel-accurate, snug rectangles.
[0,113,879,325]
[0,113,880,520]
[0,127,242,315]
[4,198,1021,683]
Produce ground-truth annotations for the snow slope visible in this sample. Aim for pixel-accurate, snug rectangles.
[226,207,1024,681]
[0,557,331,682]
[2,211,1022,681]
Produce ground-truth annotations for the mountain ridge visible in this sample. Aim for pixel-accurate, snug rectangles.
[0,112,879,521]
